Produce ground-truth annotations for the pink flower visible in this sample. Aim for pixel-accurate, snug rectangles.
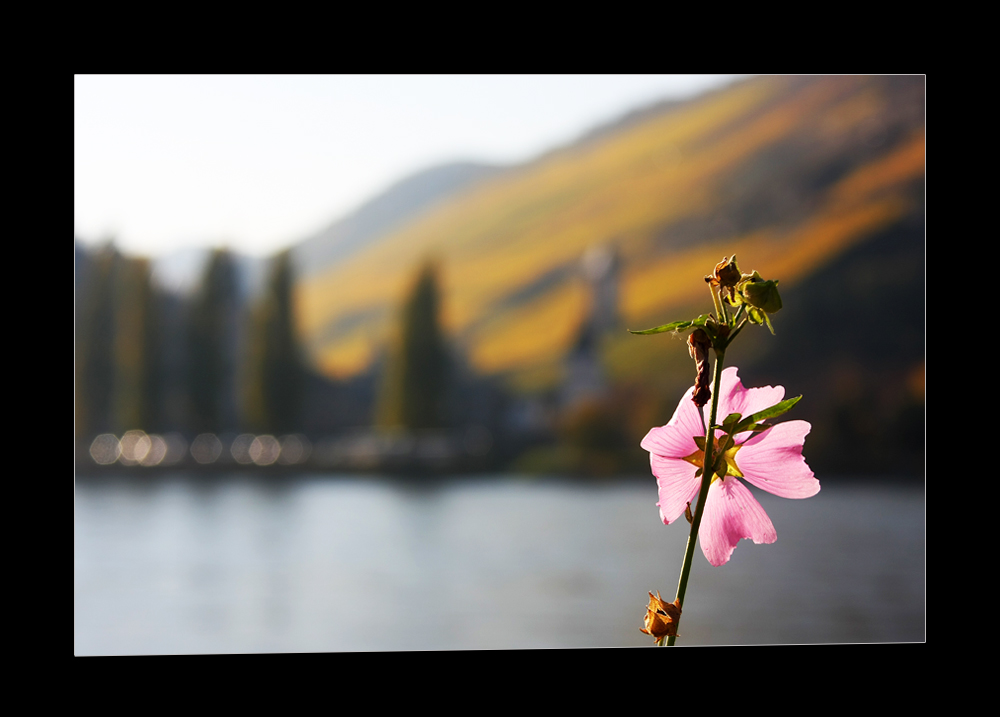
[641,367,819,566]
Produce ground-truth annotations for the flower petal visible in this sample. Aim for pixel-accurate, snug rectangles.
[710,367,786,436]
[736,420,820,499]
[700,477,776,566]
[651,453,701,525]
[641,386,705,459]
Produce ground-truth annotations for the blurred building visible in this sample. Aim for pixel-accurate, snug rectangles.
[562,245,620,409]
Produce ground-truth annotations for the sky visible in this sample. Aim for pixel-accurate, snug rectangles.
[75,75,744,260]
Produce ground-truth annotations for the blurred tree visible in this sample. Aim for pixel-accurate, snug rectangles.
[112,257,164,433]
[243,249,304,434]
[558,386,659,476]
[76,243,120,441]
[378,261,450,431]
[187,249,239,434]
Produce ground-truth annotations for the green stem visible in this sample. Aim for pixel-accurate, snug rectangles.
[661,351,726,647]
[726,316,750,345]
[709,286,724,323]
[731,304,745,329]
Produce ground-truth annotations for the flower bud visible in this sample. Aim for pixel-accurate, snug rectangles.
[640,591,681,641]
[739,271,782,314]
[715,255,742,287]
[705,255,742,302]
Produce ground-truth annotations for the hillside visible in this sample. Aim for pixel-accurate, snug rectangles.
[296,75,924,401]
[292,161,503,281]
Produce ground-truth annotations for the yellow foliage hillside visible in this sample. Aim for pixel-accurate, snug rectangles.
[296,75,924,387]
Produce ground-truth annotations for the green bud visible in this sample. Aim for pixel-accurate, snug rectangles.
[740,271,782,314]
[745,306,775,335]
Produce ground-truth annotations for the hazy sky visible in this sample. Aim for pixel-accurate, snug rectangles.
[75,75,744,259]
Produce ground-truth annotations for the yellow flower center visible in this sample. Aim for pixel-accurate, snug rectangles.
[682,435,744,482]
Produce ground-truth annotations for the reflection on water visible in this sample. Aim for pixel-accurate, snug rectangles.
[75,474,923,653]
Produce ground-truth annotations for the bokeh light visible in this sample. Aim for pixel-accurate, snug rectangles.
[190,433,223,464]
[278,434,311,465]
[89,434,121,465]
[118,430,151,466]
[230,434,256,465]
[249,435,280,466]
[139,434,168,467]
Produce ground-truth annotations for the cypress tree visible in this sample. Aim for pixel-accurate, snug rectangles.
[112,256,163,433]
[187,248,239,434]
[379,261,450,431]
[243,249,303,434]
[76,243,120,441]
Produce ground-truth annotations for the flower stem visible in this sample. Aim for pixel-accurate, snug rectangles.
[710,286,724,323]
[661,351,726,646]
[726,316,750,345]
[731,304,745,329]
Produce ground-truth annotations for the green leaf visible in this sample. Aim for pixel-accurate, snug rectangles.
[732,396,802,433]
[628,314,711,335]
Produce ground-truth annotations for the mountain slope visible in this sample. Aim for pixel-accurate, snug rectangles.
[295,75,924,391]
[292,161,503,281]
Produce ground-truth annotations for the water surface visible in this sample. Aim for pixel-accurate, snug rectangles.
[75,474,923,653]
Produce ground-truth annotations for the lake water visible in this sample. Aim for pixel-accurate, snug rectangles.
[75,473,924,653]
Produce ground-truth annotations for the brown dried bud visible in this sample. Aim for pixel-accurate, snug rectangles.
[640,591,682,641]
[688,328,712,407]
[705,255,742,302]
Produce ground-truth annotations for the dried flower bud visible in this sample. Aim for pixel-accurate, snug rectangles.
[640,591,682,641]
[688,328,712,407]
[705,255,742,302]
